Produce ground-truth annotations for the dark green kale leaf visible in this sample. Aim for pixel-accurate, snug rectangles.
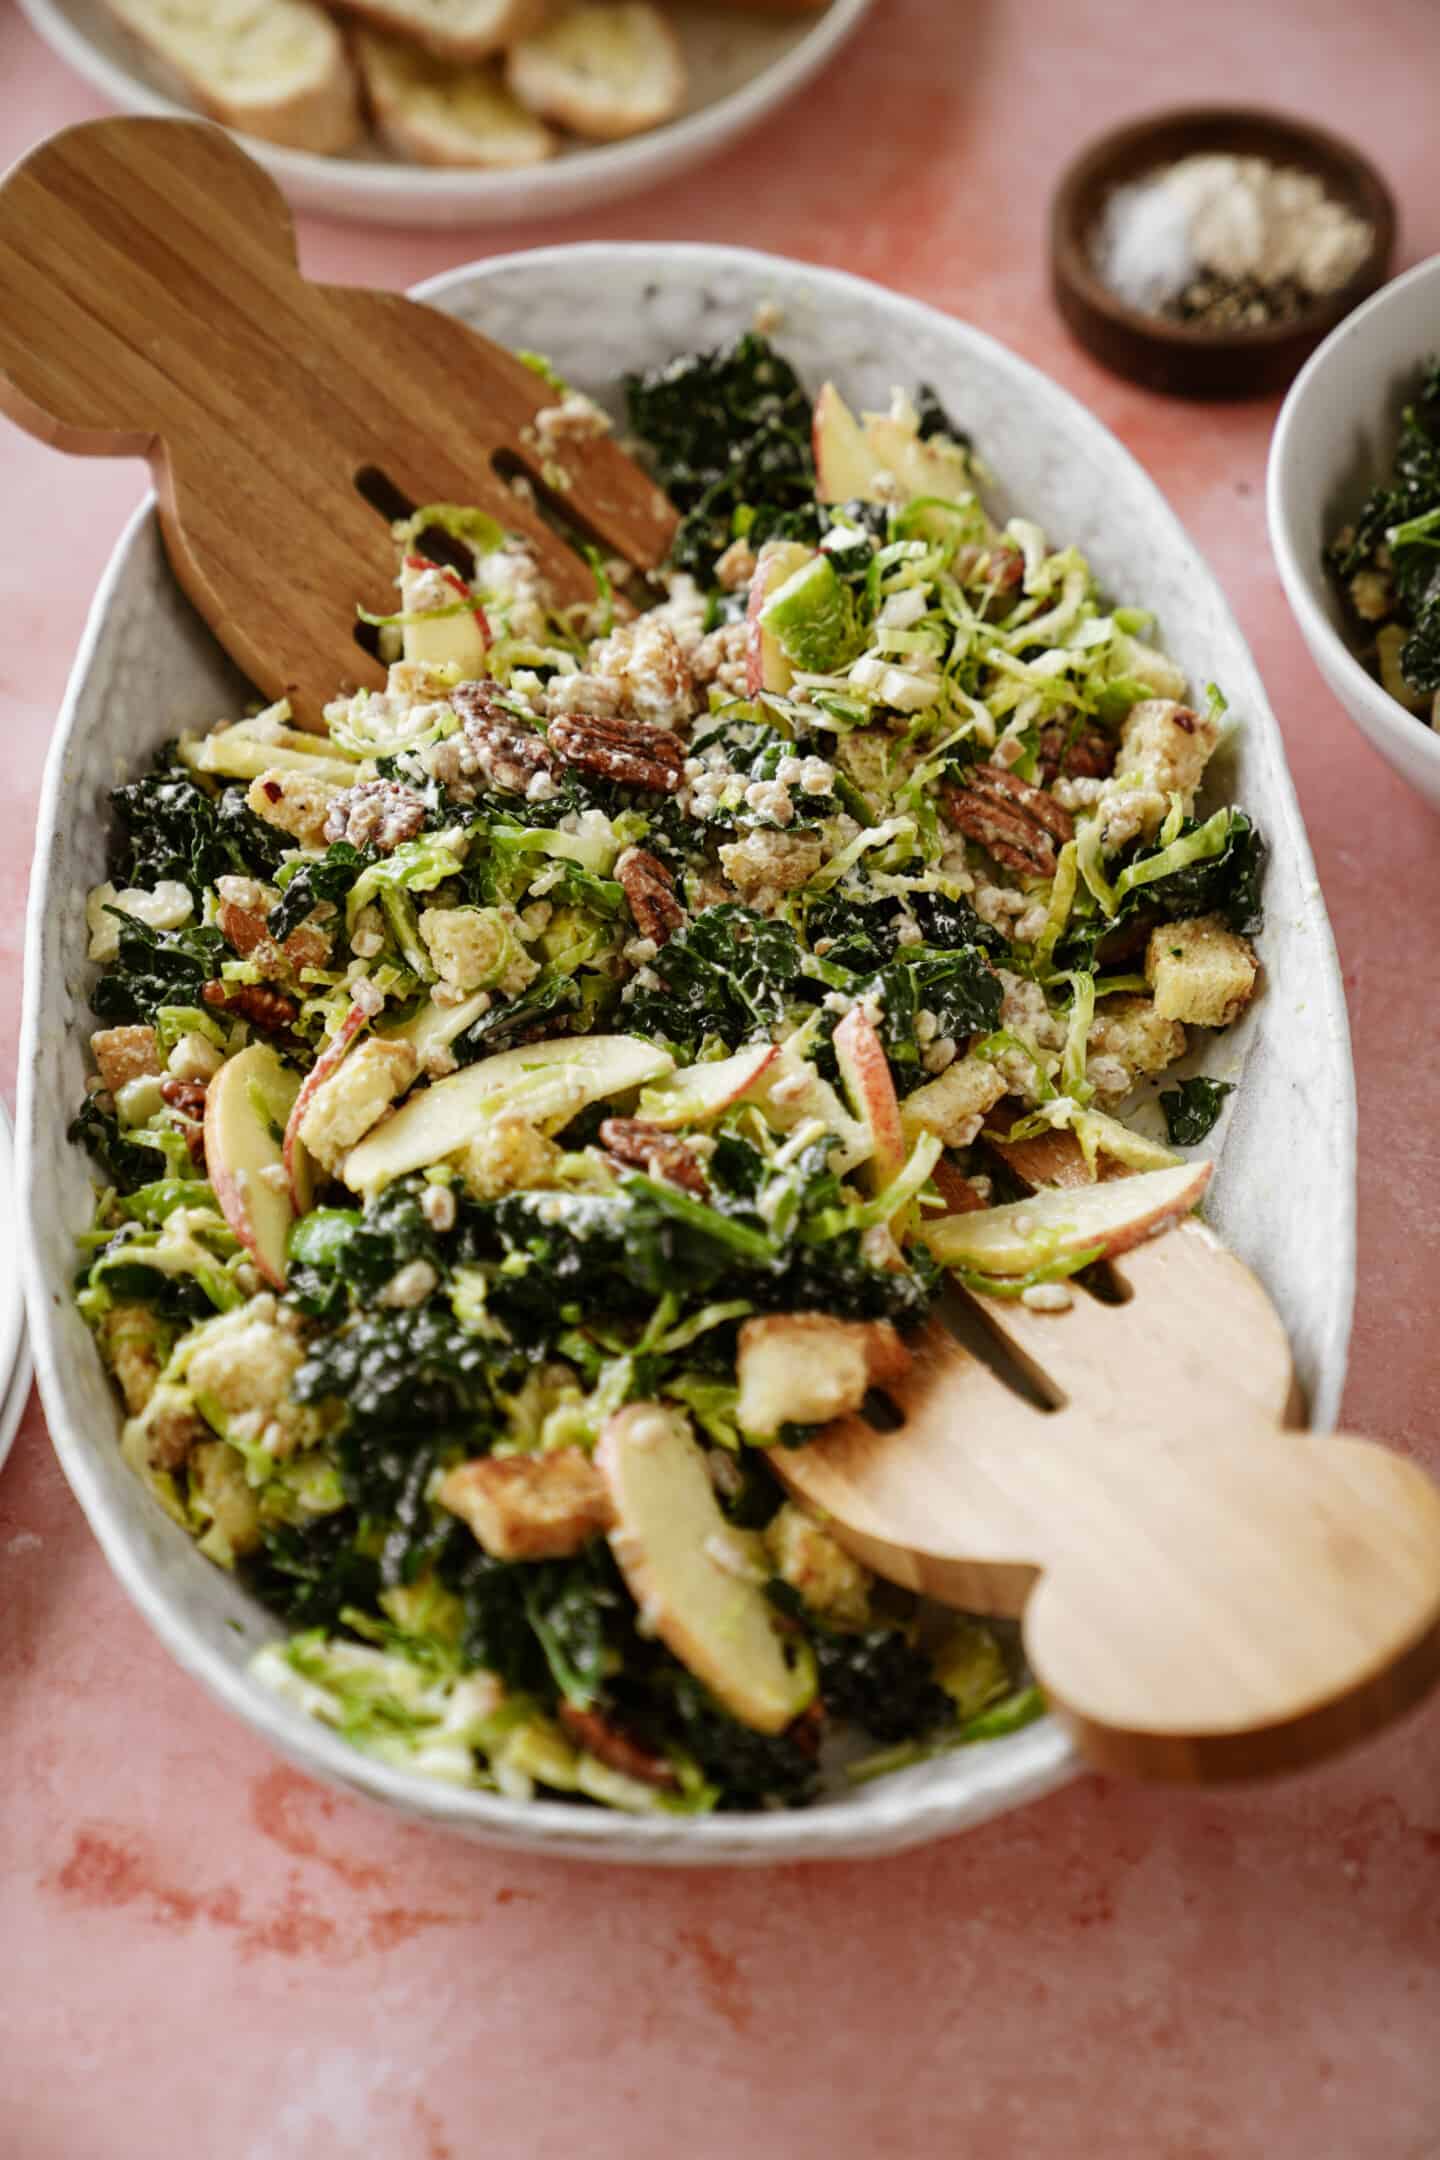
[109,754,290,896]
[656,1669,818,1808]
[287,1183,445,1319]
[625,333,819,582]
[868,945,1002,1087]
[267,841,369,942]
[437,1541,551,1696]
[450,971,587,1062]
[247,1512,381,1631]
[68,1094,169,1194]
[1058,810,1267,972]
[89,917,227,1025]
[1159,1076,1235,1147]
[523,1543,632,1706]
[1330,358,1440,695]
[293,1303,496,1437]
[798,1610,951,1744]
[620,903,810,1057]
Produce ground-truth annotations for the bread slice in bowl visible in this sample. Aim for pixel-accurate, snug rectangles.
[330,0,546,63]
[355,28,557,166]
[99,0,363,153]
[507,3,687,141]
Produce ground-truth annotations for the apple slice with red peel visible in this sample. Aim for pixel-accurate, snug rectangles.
[745,539,816,695]
[635,1043,777,1129]
[833,1007,905,1193]
[205,1042,302,1290]
[812,381,878,503]
[342,1033,674,1195]
[598,1403,816,1735]
[400,554,489,673]
[814,382,974,535]
[921,1160,1213,1276]
[283,1002,369,1210]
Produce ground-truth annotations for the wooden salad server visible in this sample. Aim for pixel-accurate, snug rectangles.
[0,116,677,730]
[781,1141,1440,1782]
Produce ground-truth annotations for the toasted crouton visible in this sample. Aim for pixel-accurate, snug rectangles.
[299,1038,418,1172]
[453,1111,561,1200]
[764,1502,872,1628]
[1146,915,1259,1028]
[246,768,342,849]
[101,1304,170,1415]
[1086,994,1187,1096]
[355,29,556,167]
[507,4,687,142]
[735,1313,910,1441]
[900,1054,1007,1149]
[98,0,361,153]
[718,830,824,901]
[91,1025,162,1096]
[1117,697,1220,804]
[440,1450,613,1560]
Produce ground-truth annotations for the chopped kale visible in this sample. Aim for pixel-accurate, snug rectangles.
[913,381,971,447]
[621,903,811,1057]
[1330,358,1440,697]
[109,753,290,896]
[293,1302,497,1439]
[657,1669,818,1808]
[1159,1076,1235,1147]
[89,916,226,1026]
[68,1094,170,1194]
[268,840,369,942]
[247,1513,381,1631]
[625,333,819,581]
[808,1620,952,1744]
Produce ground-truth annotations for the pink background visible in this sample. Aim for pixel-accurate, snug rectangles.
[3,2,1439,2153]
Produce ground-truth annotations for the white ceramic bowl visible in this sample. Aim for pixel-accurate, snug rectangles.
[19,244,1356,1864]
[1268,253,1440,810]
[16,0,871,227]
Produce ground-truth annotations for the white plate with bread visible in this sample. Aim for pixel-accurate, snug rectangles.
[16,0,872,225]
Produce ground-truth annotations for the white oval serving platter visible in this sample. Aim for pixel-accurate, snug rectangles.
[18,244,1356,1864]
[16,0,872,227]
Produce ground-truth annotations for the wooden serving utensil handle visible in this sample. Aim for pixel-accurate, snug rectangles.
[0,117,675,726]
[1001,1422,1440,1780]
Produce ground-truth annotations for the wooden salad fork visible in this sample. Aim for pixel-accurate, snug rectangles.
[781,1140,1440,1782]
[0,117,677,730]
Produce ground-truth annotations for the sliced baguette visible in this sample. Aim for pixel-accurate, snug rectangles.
[355,30,556,167]
[507,3,687,141]
[332,0,547,63]
[98,0,362,154]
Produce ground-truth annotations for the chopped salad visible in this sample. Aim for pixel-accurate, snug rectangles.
[72,334,1263,1813]
[1327,353,1440,728]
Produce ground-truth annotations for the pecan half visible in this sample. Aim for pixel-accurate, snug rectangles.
[159,1077,207,1121]
[219,901,332,980]
[600,1117,708,1196]
[202,980,299,1033]
[943,763,1073,878]
[1037,721,1116,786]
[322,778,427,854]
[548,711,685,794]
[616,847,684,946]
[557,1704,679,1790]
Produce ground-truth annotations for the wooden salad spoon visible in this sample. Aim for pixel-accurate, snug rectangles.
[0,116,677,730]
[781,1136,1440,1782]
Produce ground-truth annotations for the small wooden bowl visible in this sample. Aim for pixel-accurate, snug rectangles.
[1050,107,1396,399]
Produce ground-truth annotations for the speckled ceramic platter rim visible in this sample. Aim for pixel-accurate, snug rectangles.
[18,244,1355,1864]
[15,0,872,228]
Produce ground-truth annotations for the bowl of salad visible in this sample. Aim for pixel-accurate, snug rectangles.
[18,244,1355,1863]
[1268,252,1440,809]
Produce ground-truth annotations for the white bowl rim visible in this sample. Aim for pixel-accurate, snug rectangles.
[14,0,872,219]
[1267,250,1440,779]
[19,238,1352,1860]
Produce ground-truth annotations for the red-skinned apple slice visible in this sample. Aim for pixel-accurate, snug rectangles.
[635,1043,777,1128]
[400,554,489,673]
[814,383,974,536]
[282,1002,369,1210]
[921,1160,1213,1275]
[342,1034,674,1195]
[745,540,815,695]
[598,1403,816,1735]
[833,1007,905,1193]
[204,1042,302,1290]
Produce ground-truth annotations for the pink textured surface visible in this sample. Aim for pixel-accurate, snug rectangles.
[3,3,1439,2153]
